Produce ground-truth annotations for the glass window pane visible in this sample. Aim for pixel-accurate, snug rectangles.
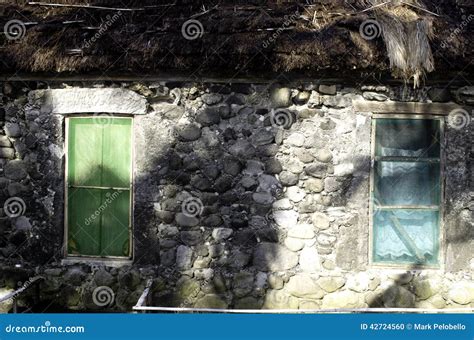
[373,209,439,265]
[375,119,440,157]
[374,161,440,206]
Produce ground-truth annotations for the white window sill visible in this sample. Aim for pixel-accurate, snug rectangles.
[62,257,133,268]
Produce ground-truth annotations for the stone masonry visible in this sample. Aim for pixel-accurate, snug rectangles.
[0,81,472,311]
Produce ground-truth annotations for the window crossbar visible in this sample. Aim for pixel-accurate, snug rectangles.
[374,156,440,163]
[69,185,130,191]
[374,205,439,210]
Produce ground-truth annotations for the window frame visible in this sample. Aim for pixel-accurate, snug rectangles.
[369,114,445,269]
[64,115,134,260]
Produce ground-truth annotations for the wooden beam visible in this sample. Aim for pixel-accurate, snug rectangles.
[2,74,473,86]
[353,99,467,115]
[28,1,170,12]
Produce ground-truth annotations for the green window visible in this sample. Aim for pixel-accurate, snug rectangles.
[371,117,443,266]
[66,117,132,257]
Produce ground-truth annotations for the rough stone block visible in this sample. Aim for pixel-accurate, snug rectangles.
[286,274,325,298]
[0,135,12,147]
[235,296,262,309]
[447,282,474,305]
[4,160,27,180]
[253,243,299,271]
[176,245,193,270]
[284,237,305,251]
[263,289,298,309]
[270,87,292,108]
[311,212,330,230]
[299,247,321,272]
[195,294,228,309]
[287,224,315,239]
[316,276,346,293]
[273,210,298,229]
[318,85,337,95]
[321,290,364,309]
[0,147,14,159]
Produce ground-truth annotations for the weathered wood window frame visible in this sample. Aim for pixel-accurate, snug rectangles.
[64,115,134,260]
[369,114,445,268]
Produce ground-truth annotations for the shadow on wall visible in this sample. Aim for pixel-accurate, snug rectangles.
[2,81,472,312]
[130,83,473,310]
[0,81,64,265]
[132,83,294,309]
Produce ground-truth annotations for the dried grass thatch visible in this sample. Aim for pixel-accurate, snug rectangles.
[0,0,471,82]
[361,0,435,87]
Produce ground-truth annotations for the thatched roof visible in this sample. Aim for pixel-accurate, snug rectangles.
[0,0,472,83]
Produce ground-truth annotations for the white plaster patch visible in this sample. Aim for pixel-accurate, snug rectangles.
[38,88,147,114]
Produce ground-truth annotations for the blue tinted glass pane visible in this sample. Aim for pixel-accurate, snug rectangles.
[375,119,440,157]
[374,161,440,206]
[373,209,439,265]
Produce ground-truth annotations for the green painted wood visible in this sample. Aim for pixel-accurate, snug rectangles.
[101,119,132,188]
[67,117,132,257]
[68,118,103,187]
[100,190,131,257]
[67,188,101,256]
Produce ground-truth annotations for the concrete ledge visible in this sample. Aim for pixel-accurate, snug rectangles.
[132,306,474,314]
[62,258,133,268]
[353,99,468,115]
[37,88,147,114]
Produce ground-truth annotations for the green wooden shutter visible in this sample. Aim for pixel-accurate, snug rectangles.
[67,117,132,257]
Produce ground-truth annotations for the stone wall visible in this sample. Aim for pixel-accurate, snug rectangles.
[0,80,473,312]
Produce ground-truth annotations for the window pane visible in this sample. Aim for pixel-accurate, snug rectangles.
[374,161,440,205]
[375,119,440,158]
[373,209,439,265]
